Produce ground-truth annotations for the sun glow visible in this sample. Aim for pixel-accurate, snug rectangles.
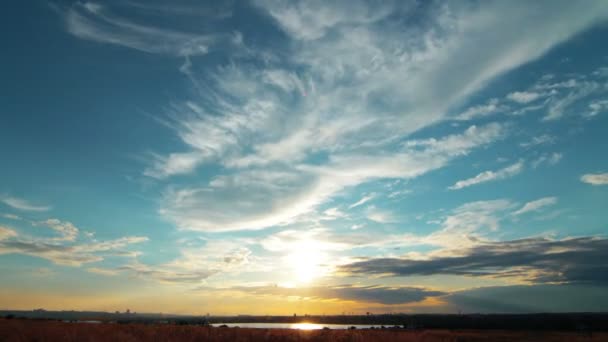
[286,240,329,284]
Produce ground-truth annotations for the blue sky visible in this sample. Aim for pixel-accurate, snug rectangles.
[1,0,608,314]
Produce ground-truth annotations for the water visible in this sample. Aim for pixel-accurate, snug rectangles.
[212,323,380,330]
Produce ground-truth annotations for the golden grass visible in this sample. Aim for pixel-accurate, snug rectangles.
[0,319,605,341]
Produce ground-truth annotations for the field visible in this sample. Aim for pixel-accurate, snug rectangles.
[1,319,606,341]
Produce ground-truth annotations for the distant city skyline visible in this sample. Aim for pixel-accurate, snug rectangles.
[1,0,608,315]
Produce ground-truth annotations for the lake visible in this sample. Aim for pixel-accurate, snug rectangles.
[212,323,381,330]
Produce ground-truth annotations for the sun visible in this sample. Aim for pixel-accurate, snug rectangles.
[285,240,328,284]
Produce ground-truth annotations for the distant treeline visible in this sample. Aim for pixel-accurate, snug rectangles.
[2,310,608,331]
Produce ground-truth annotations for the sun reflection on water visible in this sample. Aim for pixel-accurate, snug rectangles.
[290,322,324,330]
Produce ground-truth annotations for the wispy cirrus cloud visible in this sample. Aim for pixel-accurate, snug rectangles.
[160,124,506,232]
[90,240,254,285]
[455,99,505,121]
[513,197,557,216]
[416,199,514,249]
[348,194,375,209]
[1,213,21,220]
[59,1,234,63]
[519,134,555,148]
[0,195,51,212]
[531,152,562,168]
[448,160,524,190]
[125,0,608,235]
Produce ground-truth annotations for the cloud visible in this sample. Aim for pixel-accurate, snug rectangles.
[348,194,375,209]
[86,267,120,276]
[223,284,444,305]
[88,240,256,285]
[513,197,557,216]
[305,199,514,252]
[160,124,505,232]
[365,205,395,223]
[446,284,608,313]
[62,2,221,57]
[117,262,219,284]
[134,1,608,237]
[0,227,17,241]
[322,207,347,220]
[148,1,608,176]
[0,196,51,212]
[507,91,540,104]
[254,0,397,41]
[588,99,608,117]
[1,213,21,221]
[340,236,608,284]
[455,99,505,121]
[415,199,514,248]
[448,160,524,190]
[581,172,608,185]
[543,81,600,121]
[531,152,562,168]
[519,134,555,148]
[0,218,147,266]
[0,237,147,266]
[37,219,79,241]
[123,1,233,18]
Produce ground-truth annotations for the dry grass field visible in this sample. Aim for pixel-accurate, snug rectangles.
[0,319,605,342]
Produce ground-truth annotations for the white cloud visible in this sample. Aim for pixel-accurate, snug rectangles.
[348,194,375,209]
[1,213,21,220]
[148,1,608,180]
[543,81,600,121]
[365,205,395,223]
[37,219,79,242]
[520,134,555,148]
[588,99,608,117]
[415,199,515,249]
[63,2,218,57]
[507,91,540,104]
[581,172,608,185]
[513,197,558,216]
[255,0,396,41]
[531,152,562,168]
[448,160,524,190]
[322,207,347,220]
[0,196,51,212]
[455,99,504,121]
[122,1,608,235]
[144,152,206,179]
[161,124,505,232]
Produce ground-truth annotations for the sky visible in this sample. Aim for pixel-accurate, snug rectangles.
[1,0,608,315]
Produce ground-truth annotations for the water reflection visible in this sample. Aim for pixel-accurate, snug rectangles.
[212,323,378,330]
[290,322,323,330]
